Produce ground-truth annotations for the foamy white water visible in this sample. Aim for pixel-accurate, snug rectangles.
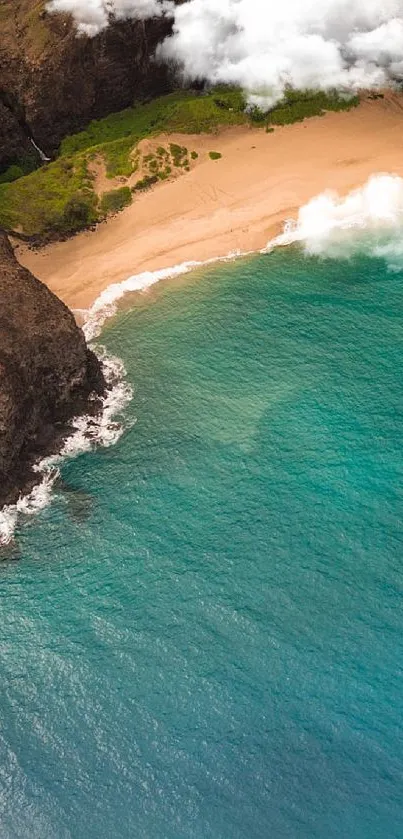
[264,174,403,265]
[84,176,403,342]
[3,172,403,545]
[84,252,245,340]
[0,472,58,547]
[1,251,249,544]
[0,352,132,546]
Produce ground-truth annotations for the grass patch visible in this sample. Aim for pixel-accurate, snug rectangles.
[209,151,222,160]
[267,89,359,126]
[60,90,248,158]
[0,87,360,237]
[102,137,138,178]
[169,143,188,167]
[99,186,132,216]
[0,155,97,235]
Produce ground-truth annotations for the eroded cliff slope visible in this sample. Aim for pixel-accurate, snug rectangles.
[0,0,174,168]
[0,233,105,506]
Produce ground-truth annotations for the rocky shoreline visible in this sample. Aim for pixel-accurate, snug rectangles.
[0,232,105,508]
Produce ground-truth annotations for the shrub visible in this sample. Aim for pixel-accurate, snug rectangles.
[0,165,24,184]
[99,186,132,216]
[0,155,97,235]
[268,89,359,126]
[169,143,188,167]
[209,151,222,160]
[212,88,246,112]
[60,195,96,231]
[132,174,159,192]
[190,151,198,160]
[248,106,267,124]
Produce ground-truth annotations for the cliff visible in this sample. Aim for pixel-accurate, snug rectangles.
[0,1,174,169]
[0,233,105,507]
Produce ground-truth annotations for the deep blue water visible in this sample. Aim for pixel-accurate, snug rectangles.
[1,249,403,838]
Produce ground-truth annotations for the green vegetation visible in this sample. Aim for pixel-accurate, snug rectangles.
[209,151,222,160]
[102,137,139,178]
[0,150,39,184]
[169,143,188,167]
[132,141,196,187]
[267,88,359,126]
[0,165,24,185]
[0,87,360,238]
[99,186,132,216]
[60,90,247,158]
[132,174,159,192]
[0,155,97,235]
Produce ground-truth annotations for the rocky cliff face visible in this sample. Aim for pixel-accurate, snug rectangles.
[0,233,105,507]
[0,1,175,169]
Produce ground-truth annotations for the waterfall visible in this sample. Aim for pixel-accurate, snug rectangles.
[30,137,51,162]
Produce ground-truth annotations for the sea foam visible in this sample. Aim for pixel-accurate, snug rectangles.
[1,250,247,545]
[264,174,403,266]
[83,251,245,340]
[0,352,132,546]
[3,173,403,545]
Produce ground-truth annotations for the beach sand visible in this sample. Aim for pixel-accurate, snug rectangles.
[17,93,403,312]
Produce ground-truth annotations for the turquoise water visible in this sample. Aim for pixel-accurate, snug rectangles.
[1,248,403,838]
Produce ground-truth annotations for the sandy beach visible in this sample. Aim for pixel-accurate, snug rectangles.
[17,93,403,312]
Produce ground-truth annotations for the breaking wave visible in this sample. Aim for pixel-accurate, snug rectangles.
[83,251,245,340]
[0,352,132,546]
[264,173,403,268]
[3,172,403,545]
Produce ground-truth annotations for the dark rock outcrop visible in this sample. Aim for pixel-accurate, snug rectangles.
[0,3,176,169]
[0,233,105,507]
[0,100,33,170]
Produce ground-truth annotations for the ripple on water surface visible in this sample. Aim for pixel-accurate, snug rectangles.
[1,249,403,838]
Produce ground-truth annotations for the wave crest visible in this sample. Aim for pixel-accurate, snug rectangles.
[0,352,132,547]
[265,174,403,266]
[4,173,403,544]
[84,252,245,340]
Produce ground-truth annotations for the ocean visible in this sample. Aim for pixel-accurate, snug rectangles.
[1,242,403,838]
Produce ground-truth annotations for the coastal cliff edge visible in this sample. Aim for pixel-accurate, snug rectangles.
[0,232,105,507]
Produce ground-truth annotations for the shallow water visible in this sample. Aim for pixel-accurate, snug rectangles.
[1,249,403,838]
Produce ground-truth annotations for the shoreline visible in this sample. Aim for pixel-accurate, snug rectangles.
[17,93,403,313]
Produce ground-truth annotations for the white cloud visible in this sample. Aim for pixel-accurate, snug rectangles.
[158,0,403,106]
[47,0,403,106]
[46,0,170,36]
